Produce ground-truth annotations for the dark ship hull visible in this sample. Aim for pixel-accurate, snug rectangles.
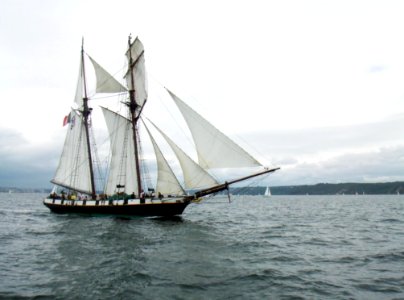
[43,198,190,217]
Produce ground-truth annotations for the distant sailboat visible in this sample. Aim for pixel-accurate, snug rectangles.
[264,186,271,197]
[43,36,280,217]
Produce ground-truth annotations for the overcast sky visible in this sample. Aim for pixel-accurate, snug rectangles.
[1,0,404,189]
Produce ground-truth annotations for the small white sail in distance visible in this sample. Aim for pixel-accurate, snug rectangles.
[166,88,262,170]
[264,186,271,197]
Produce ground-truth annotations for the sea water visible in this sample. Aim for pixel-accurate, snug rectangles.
[1,193,403,299]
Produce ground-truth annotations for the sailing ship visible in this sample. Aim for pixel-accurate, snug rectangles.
[264,186,271,197]
[43,36,279,217]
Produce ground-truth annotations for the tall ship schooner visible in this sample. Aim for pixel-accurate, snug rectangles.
[43,36,279,217]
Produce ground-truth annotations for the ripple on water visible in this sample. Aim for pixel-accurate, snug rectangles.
[1,194,404,299]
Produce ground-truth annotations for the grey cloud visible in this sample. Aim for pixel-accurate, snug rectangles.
[1,113,403,189]
[269,145,404,186]
[0,128,59,188]
[271,156,299,166]
[234,115,404,186]
[243,114,404,160]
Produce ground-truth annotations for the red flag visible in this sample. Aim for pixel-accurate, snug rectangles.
[63,113,71,126]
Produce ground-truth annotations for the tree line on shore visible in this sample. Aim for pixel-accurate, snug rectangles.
[229,182,404,195]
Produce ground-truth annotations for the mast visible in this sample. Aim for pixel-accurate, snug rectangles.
[127,35,142,196]
[81,40,97,199]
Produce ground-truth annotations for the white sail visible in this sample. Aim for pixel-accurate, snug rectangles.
[52,109,93,194]
[147,119,218,189]
[126,37,144,64]
[143,121,185,195]
[125,37,148,110]
[167,89,262,169]
[264,186,271,197]
[101,107,138,196]
[74,59,84,107]
[88,55,127,94]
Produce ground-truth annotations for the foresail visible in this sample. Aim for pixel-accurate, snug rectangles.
[125,37,147,111]
[142,120,185,195]
[52,110,93,194]
[166,89,262,169]
[101,107,138,196]
[147,119,218,190]
[88,55,127,94]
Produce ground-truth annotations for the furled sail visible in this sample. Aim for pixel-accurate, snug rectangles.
[142,120,185,195]
[166,89,262,169]
[101,107,138,196]
[147,119,218,189]
[51,109,93,194]
[88,55,127,94]
[125,37,148,111]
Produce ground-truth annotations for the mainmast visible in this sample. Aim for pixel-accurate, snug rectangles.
[127,35,142,196]
[81,40,97,199]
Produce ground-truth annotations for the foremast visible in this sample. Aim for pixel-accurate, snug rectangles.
[80,41,96,199]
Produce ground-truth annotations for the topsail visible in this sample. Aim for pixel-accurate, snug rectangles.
[88,55,127,94]
[125,37,148,112]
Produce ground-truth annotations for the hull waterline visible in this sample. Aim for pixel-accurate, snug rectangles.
[43,198,190,217]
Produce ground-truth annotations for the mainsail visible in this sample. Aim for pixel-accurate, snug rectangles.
[166,89,262,169]
[102,108,186,196]
[101,107,138,196]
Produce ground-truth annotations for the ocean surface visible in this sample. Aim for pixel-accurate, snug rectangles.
[1,193,404,299]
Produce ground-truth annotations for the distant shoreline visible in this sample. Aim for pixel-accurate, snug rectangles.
[0,188,50,194]
[231,181,404,196]
[2,181,404,195]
